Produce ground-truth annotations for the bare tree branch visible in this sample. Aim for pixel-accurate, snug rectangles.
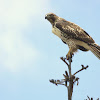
[73,65,89,76]
[60,57,69,66]
[49,55,98,100]
[85,96,99,100]
[68,57,73,100]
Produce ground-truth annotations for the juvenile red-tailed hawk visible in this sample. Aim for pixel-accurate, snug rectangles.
[45,13,100,60]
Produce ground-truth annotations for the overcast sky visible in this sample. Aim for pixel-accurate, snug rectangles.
[0,0,100,100]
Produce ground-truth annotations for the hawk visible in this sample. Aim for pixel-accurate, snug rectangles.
[45,13,100,60]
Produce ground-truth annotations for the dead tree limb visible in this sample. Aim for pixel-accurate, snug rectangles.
[85,96,99,100]
[73,65,89,76]
[49,56,89,100]
[49,56,99,100]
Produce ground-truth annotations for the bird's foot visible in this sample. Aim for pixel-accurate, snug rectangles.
[66,52,74,60]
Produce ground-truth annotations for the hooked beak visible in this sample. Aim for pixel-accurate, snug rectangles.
[45,16,47,19]
[45,14,50,19]
[45,15,48,19]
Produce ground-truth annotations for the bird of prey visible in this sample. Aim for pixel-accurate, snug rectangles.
[45,13,100,60]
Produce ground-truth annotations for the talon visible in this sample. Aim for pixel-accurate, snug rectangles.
[66,52,71,60]
[70,53,74,58]
[66,48,74,60]
[66,52,74,61]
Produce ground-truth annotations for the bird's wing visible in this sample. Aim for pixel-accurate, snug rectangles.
[55,19,95,43]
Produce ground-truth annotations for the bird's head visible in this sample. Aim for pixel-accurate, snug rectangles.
[45,13,58,25]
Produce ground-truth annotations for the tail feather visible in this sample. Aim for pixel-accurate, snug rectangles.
[89,43,100,59]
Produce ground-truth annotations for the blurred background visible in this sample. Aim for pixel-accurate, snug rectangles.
[0,0,100,100]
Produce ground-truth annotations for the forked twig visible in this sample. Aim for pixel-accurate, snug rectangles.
[73,65,89,76]
[60,57,69,66]
[85,96,99,100]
